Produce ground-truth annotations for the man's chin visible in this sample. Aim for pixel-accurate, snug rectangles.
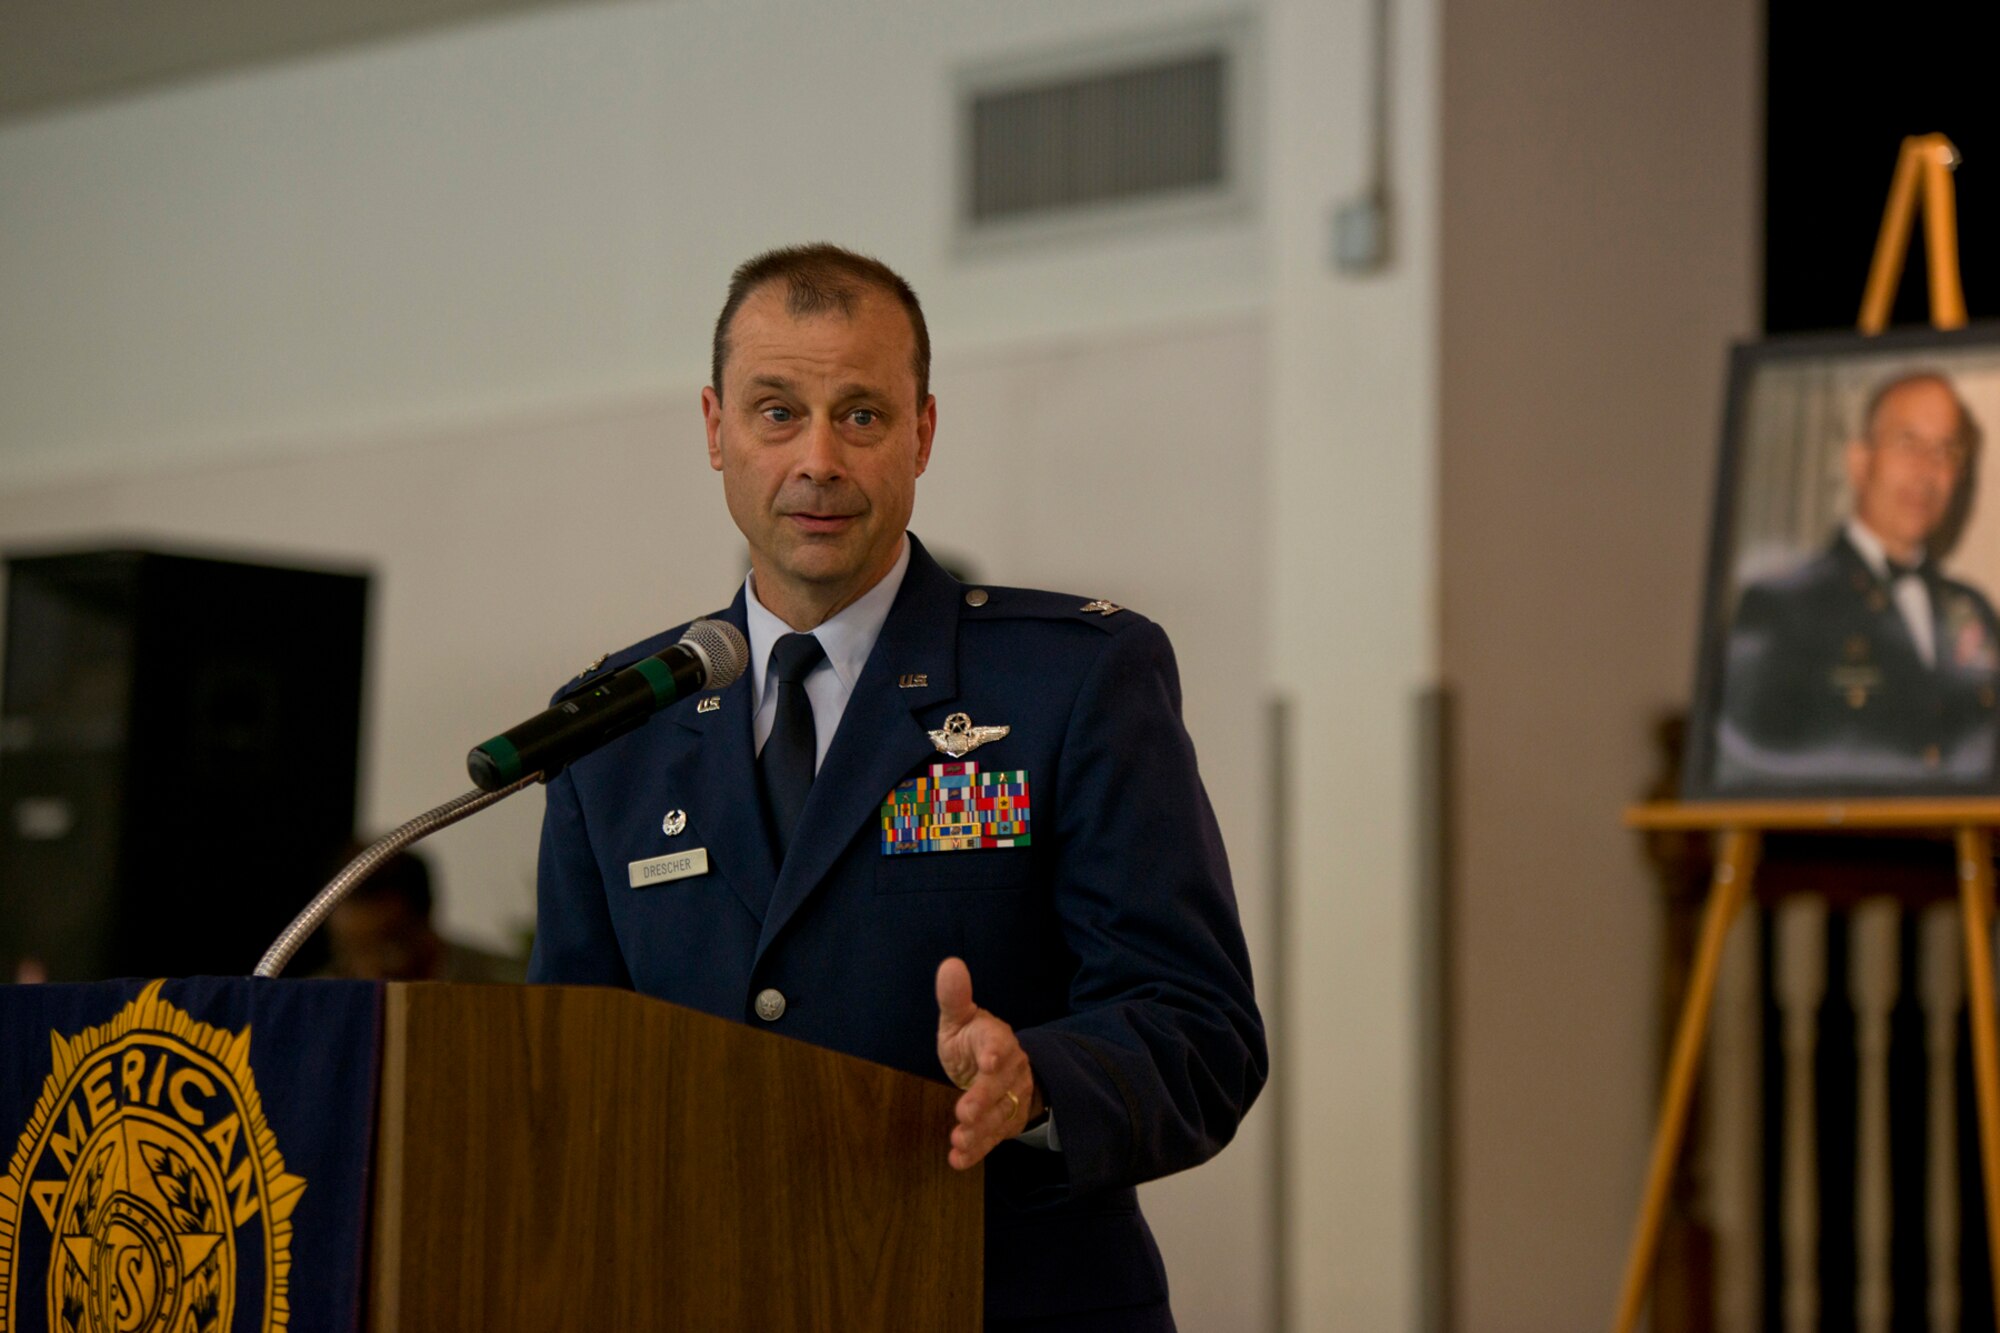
[775,546,868,589]
[1896,522,1944,552]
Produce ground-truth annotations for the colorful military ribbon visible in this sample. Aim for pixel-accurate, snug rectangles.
[881,762,1032,853]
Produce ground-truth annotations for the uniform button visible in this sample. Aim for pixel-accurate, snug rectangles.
[964,588,989,607]
[754,988,787,1022]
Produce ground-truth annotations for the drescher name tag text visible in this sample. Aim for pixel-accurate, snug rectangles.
[627,849,709,889]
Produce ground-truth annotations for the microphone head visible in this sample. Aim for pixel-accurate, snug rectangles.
[679,618,749,690]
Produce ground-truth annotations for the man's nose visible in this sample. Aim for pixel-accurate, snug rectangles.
[796,415,844,481]
[1916,455,1957,489]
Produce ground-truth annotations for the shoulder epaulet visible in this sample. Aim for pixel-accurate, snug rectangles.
[955,585,1148,633]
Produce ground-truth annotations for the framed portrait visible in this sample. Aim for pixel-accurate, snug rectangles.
[1685,323,2000,799]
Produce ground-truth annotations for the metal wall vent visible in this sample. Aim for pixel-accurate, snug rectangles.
[958,21,1253,246]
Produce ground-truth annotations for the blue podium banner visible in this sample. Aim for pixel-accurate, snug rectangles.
[0,978,381,1333]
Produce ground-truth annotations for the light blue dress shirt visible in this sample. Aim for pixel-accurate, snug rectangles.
[743,535,911,767]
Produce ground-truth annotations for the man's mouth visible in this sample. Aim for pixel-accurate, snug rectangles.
[786,512,858,534]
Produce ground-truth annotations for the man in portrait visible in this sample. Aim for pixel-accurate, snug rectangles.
[1718,370,2000,786]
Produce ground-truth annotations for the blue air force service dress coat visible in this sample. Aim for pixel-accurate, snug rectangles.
[528,535,1267,1325]
[1717,529,2000,787]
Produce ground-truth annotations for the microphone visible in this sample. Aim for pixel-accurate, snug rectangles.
[467,619,749,791]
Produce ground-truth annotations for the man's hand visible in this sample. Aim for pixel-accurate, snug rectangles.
[935,956,1042,1170]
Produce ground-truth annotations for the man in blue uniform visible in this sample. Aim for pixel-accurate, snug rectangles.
[528,244,1265,1330]
[1718,370,2000,788]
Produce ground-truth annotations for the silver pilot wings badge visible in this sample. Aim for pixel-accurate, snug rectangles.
[928,712,1010,758]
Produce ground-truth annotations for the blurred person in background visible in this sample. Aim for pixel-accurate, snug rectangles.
[321,843,523,983]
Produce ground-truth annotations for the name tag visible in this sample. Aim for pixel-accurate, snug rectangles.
[628,848,709,888]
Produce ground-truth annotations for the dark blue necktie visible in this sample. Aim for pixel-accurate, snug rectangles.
[759,632,826,861]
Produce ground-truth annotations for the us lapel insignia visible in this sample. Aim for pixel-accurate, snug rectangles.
[882,761,1032,854]
[1079,600,1123,616]
[696,696,721,713]
[929,712,1009,758]
[575,652,609,679]
[899,673,930,688]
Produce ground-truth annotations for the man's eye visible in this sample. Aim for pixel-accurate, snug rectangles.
[763,406,794,423]
[851,409,878,427]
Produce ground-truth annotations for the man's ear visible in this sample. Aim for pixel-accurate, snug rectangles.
[914,395,938,479]
[702,386,725,472]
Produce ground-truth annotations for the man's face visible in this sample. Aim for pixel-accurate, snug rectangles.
[703,284,935,625]
[327,897,440,981]
[1846,378,1967,559]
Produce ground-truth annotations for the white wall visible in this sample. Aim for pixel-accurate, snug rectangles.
[1266,0,1440,1325]
[0,0,1447,1327]
[0,0,1262,489]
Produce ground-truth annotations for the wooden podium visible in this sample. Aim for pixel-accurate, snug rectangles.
[0,979,980,1333]
[369,983,981,1330]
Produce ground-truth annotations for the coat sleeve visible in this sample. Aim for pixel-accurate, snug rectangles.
[1720,581,1814,754]
[526,767,635,988]
[1012,619,1267,1198]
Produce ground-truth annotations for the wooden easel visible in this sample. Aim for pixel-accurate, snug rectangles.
[1858,131,1968,334]
[1613,134,1996,1333]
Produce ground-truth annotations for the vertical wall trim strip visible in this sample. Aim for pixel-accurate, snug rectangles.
[1267,693,1293,1333]
[1416,685,1456,1333]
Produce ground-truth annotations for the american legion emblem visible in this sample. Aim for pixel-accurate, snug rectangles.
[882,762,1032,853]
[0,981,304,1333]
